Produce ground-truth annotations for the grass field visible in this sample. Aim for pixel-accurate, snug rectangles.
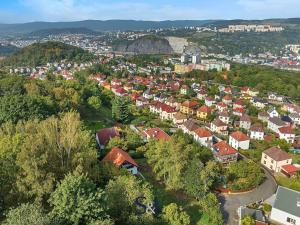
[275,176,300,192]
[136,158,207,225]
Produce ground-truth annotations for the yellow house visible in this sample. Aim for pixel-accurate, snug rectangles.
[180,100,199,115]
[197,105,212,120]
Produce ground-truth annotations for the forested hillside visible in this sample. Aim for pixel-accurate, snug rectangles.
[0,41,95,67]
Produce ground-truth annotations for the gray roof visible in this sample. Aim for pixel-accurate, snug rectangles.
[268,117,287,126]
[240,207,266,222]
[273,186,300,217]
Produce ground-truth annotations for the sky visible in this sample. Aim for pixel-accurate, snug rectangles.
[0,0,300,23]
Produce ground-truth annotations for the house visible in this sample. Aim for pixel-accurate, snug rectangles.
[197,89,207,100]
[251,97,268,109]
[96,127,120,149]
[216,102,228,112]
[165,96,179,109]
[281,164,300,178]
[222,95,233,105]
[213,141,238,163]
[102,147,139,175]
[233,100,244,109]
[238,206,267,225]
[143,89,155,99]
[270,186,300,225]
[267,108,279,118]
[111,78,122,86]
[173,112,188,125]
[258,111,269,123]
[205,97,215,107]
[233,107,245,117]
[180,85,192,95]
[193,127,213,148]
[136,97,149,108]
[282,103,300,114]
[143,128,171,142]
[211,119,228,135]
[249,123,264,140]
[239,114,251,130]
[268,117,289,133]
[149,102,177,121]
[180,119,200,135]
[278,126,295,144]
[180,100,199,115]
[153,92,167,102]
[197,105,212,120]
[268,92,285,102]
[229,131,250,150]
[219,111,230,124]
[224,87,232,95]
[261,147,292,172]
[290,113,300,125]
[114,87,127,97]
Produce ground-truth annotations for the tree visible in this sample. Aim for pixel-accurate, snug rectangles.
[111,96,131,123]
[16,112,97,201]
[107,136,128,151]
[88,96,102,111]
[162,203,190,225]
[49,173,107,225]
[89,219,115,225]
[199,161,221,191]
[241,216,255,225]
[199,193,224,225]
[4,203,51,225]
[105,175,155,225]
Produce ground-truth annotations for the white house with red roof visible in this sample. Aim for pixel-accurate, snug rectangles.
[111,78,122,86]
[211,118,228,135]
[229,131,250,150]
[249,123,264,140]
[219,111,230,124]
[205,97,215,107]
[233,100,245,109]
[143,128,171,142]
[113,87,127,97]
[233,107,245,117]
[261,147,292,172]
[277,126,295,144]
[216,102,228,112]
[213,141,238,163]
[102,147,139,175]
[192,127,213,148]
[222,95,232,105]
[149,102,177,121]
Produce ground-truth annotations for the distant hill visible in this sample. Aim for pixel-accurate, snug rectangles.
[0,20,213,36]
[1,18,300,36]
[28,27,103,37]
[114,35,174,54]
[0,41,94,67]
[0,45,19,56]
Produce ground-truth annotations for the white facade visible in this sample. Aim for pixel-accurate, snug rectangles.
[229,137,250,150]
[270,206,300,225]
[193,134,213,148]
[261,152,292,172]
[250,130,264,140]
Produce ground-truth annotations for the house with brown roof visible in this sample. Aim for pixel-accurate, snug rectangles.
[213,141,238,164]
[216,102,228,112]
[205,96,215,107]
[143,128,171,142]
[219,111,230,124]
[103,147,139,175]
[211,118,228,135]
[173,112,188,125]
[268,117,289,133]
[239,114,251,130]
[180,119,200,135]
[180,100,199,115]
[96,127,120,149]
[222,95,233,105]
[196,105,212,120]
[261,147,292,172]
[229,131,250,150]
[278,126,295,144]
[193,127,213,148]
[249,123,264,140]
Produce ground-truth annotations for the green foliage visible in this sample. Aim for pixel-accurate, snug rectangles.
[162,203,190,225]
[49,173,107,225]
[4,203,51,225]
[1,41,94,67]
[226,160,264,190]
[241,215,255,225]
[88,96,102,111]
[198,193,224,225]
[263,203,272,213]
[105,175,155,225]
[89,219,115,225]
[111,96,131,123]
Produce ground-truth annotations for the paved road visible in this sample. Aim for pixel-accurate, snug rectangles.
[218,168,277,225]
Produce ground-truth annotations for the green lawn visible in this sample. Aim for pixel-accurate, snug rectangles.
[81,106,114,133]
[275,176,300,192]
[136,159,206,225]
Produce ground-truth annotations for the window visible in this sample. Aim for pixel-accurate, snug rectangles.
[287,217,296,225]
[271,160,274,163]
[264,154,267,159]
[264,160,266,165]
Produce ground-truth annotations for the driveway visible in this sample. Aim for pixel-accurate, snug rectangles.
[218,168,277,225]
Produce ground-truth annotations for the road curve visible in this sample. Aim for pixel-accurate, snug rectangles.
[218,167,277,225]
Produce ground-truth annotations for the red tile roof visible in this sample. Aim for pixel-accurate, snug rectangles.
[103,147,138,167]
[181,100,199,108]
[230,131,250,141]
[152,101,177,113]
[96,127,120,146]
[223,95,232,100]
[197,105,212,113]
[281,164,299,176]
[278,126,294,134]
[264,147,291,161]
[214,141,238,156]
[143,128,171,141]
[250,123,264,132]
[194,127,212,138]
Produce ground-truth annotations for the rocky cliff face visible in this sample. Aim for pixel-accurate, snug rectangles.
[114,36,174,54]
